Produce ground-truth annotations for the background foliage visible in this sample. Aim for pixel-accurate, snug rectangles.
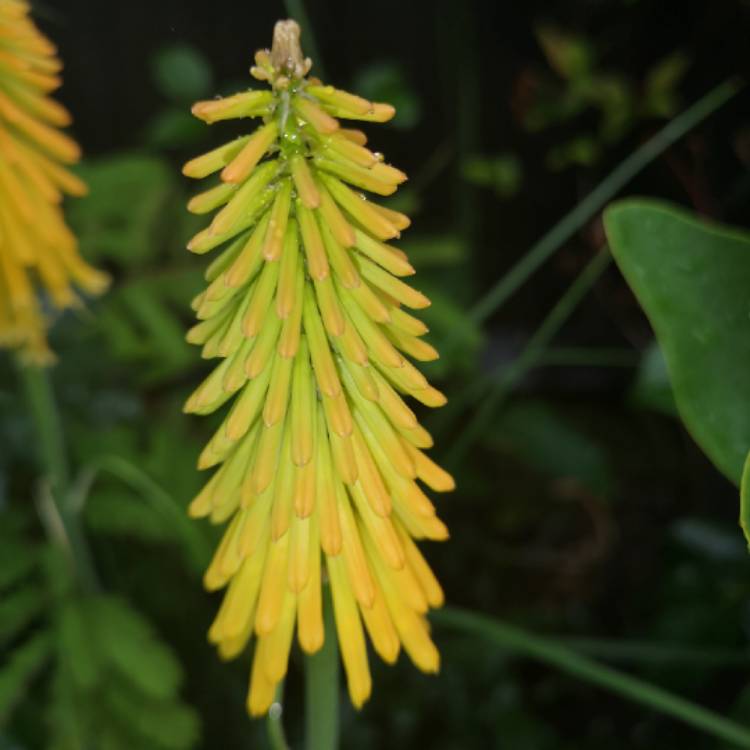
[2,0,750,747]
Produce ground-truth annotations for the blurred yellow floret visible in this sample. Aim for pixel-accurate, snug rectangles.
[0,0,109,364]
[184,19,454,716]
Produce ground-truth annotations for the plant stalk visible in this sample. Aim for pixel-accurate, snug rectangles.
[305,586,339,750]
[18,361,98,591]
[266,683,290,750]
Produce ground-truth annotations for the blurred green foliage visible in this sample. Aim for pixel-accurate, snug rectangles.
[523,27,688,170]
[352,62,422,130]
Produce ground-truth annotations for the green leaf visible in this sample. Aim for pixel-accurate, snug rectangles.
[58,600,100,690]
[95,269,203,384]
[546,135,601,170]
[535,27,593,80]
[90,597,183,701]
[0,588,46,646]
[104,685,200,750]
[0,540,38,590]
[461,154,523,198]
[67,156,178,268]
[85,489,176,542]
[739,452,750,549]
[0,631,53,724]
[46,594,198,750]
[604,199,750,485]
[643,52,689,118]
[152,43,213,103]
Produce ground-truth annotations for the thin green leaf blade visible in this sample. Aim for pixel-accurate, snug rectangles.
[436,607,750,748]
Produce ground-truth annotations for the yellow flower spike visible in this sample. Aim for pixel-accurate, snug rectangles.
[184,19,454,718]
[0,0,108,364]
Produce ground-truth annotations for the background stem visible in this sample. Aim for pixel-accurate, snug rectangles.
[17,361,99,591]
[266,683,290,750]
[436,607,750,749]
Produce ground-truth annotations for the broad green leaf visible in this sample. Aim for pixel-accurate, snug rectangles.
[740,452,750,548]
[604,199,750,486]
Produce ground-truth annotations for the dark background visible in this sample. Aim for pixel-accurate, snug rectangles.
[3,0,750,748]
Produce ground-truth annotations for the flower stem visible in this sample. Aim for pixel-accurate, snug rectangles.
[305,586,339,750]
[266,683,290,750]
[17,361,98,591]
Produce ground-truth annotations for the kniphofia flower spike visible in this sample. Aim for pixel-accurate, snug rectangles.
[0,0,109,364]
[184,20,454,715]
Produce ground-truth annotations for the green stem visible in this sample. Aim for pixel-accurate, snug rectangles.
[557,637,750,667]
[441,77,742,356]
[305,586,339,750]
[266,682,290,750]
[18,362,69,492]
[446,250,611,467]
[17,362,98,591]
[436,607,750,748]
[537,347,640,368]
